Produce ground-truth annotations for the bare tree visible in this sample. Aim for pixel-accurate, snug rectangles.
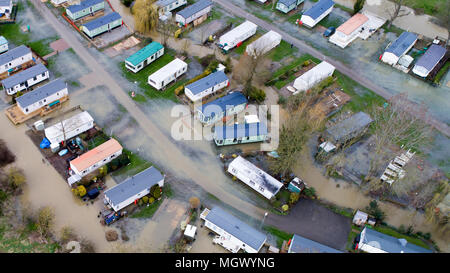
[366,93,432,190]
[386,0,410,29]
[182,39,191,55]
[158,19,177,47]
[434,0,450,46]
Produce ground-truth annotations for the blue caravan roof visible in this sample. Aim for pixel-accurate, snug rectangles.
[303,0,334,20]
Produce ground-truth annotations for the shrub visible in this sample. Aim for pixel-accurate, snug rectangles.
[151,185,161,199]
[105,230,118,241]
[189,196,200,209]
[224,57,232,73]
[122,0,133,7]
[37,206,55,237]
[423,233,431,240]
[353,0,365,14]
[277,95,287,106]
[149,197,155,204]
[174,85,184,95]
[303,187,316,198]
[302,60,310,67]
[281,204,289,211]
[273,200,281,208]
[199,54,216,68]
[289,192,300,204]
[249,87,266,104]
[365,200,385,222]
[138,199,144,206]
[0,140,15,167]
[142,196,149,204]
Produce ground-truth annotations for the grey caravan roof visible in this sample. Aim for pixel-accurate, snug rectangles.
[16,78,66,108]
[385,32,418,57]
[278,0,297,6]
[361,228,432,253]
[104,166,164,206]
[1,63,48,89]
[0,0,11,7]
[414,44,447,72]
[290,234,342,253]
[67,0,104,14]
[326,111,373,143]
[155,0,178,7]
[205,207,267,251]
[185,70,228,95]
[82,12,121,31]
[176,0,212,19]
[214,122,267,140]
[0,45,31,66]
[303,0,334,20]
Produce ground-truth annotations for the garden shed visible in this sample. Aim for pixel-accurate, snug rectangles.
[293,61,335,92]
[300,0,334,28]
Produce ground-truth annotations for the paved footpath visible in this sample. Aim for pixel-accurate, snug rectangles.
[213,0,450,137]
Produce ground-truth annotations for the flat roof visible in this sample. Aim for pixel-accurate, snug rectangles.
[197,92,247,119]
[303,0,334,20]
[385,31,418,57]
[185,70,228,95]
[104,166,163,207]
[16,79,66,108]
[176,0,212,19]
[1,63,48,89]
[125,41,163,66]
[82,12,121,31]
[214,122,267,140]
[290,234,342,253]
[0,45,31,66]
[414,44,447,72]
[148,58,187,82]
[205,207,267,251]
[70,138,122,172]
[67,0,104,14]
[336,13,368,35]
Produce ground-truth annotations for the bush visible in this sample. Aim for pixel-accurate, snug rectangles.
[249,87,266,104]
[149,197,155,204]
[277,95,287,106]
[151,185,161,199]
[142,196,149,204]
[174,85,184,95]
[224,57,232,73]
[289,192,300,204]
[37,206,55,237]
[122,0,133,7]
[105,230,118,242]
[281,204,289,211]
[199,54,216,68]
[302,60,310,67]
[138,199,144,206]
[365,200,385,222]
[0,140,16,167]
[303,187,316,198]
[353,0,365,14]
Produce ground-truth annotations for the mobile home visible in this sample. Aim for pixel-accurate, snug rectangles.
[213,116,268,146]
[293,61,335,92]
[227,155,283,200]
[0,0,13,18]
[196,92,247,125]
[81,12,122,39]
[104,166,165,212]
[66,0,105,21]
[184,70,229,102]
[300,0,334,28]
[175,0,212,26]
[381,32,418,66]
[51,0,68,6]
[147,58,187,90]
[276,0,304,14]
[156,0,187,16]
[16,79,68,115]
[201,207,267,253]
[68,138,123,184]
[412,44,447,78]
[0,45,33,75]
[246,30,281,57]
[1,63,49,95]
[219,20,257,53]
[0,36,8,54]
[125,41,164,73]
[329,13,369,48]
[44,111,94,145]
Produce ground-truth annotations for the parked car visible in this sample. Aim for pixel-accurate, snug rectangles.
[323,27,336,37]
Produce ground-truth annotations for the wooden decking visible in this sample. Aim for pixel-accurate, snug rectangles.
[0,60,36,80]
[5,95,69,125]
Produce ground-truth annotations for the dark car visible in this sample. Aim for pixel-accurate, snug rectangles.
[323,27,336,37]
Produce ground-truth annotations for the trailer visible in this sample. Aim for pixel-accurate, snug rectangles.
[44,111,94,145]
[246,30,281,57]
[218,20,257,53]
[147,58,188,90]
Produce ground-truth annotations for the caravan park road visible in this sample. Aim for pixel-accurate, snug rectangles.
[30,0,267,219]
[212,0,450,137]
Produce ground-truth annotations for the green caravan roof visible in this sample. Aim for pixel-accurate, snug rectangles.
[125,42,164,66]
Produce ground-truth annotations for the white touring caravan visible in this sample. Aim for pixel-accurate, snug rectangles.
[219,20,257,53]
[147,58,188,90]
[44,111,94,145]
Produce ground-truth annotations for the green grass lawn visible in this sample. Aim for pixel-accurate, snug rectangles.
[318,15,344,29]
[112,149,152,178]
[263,225,293,249]
[233,33,262,55]
[269,54,320,89]
[287,12,302,24]
[130,197,164,218]
[334,71,386,113]
[434,62,450,84]
[120,53,180,102]
[405,0,446,15]
[268,40,299,62]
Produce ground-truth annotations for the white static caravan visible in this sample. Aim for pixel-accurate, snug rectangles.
[1,63,49,95]
[0,45,33,75]
[300,0,334,28]
[293,61,335,92]
[175,0,212,26]
[184,70,229,102]
[329,13,368,48]
[381,32,418,66]
[0,36,8,54]
[15,79,68,115]
[219,21,257,53]
[51,0,68,5]
[148,58,187,90]
[44,111,94,145]
[246,30,281,57]
[227,156,283,200]
[0,0,13,18]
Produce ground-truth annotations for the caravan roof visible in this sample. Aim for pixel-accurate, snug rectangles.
[336,13,368,35]
[385,32,417,57]
[176,0,212,19]
[44,111,94,142]
[148,58,187,83]
[214,122,267,140]
[414,44,446,72]
[185,70,228,95]
[289,234,342,253]
[82,12,121,31]
[67,0,104,14]
[1,63,48,90]
[197,92,247,120]
[220,20,257,45]
[326,111,373,143]
[303,0,334,20]
[0,45,31,66]
[125,41,163,66]
[16,79,66,108]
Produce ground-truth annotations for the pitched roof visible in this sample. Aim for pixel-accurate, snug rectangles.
[197,92,247,119]
[0,0,11,7]
[1,63,48,89]
[361,227,432,253]
[104,166,164,206]
[326,111,373,143]
[82,12,121,31]
[185,70,228,95]
[125,41,164,66]
[67,0,104,14]
[385,32,418,57]
[414,44,447,72]
[205,207,267,251]
[278,0,297,6]
[303,0,334,20]
[214,122,267,140]
[16,78,66,108]
[176,0,212,19]
[70,138,122,172]
[148,58,187,82]
[0,45,31,66]
[289,234,342,253]
[155,0,178,7]
[337,13,368,35]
